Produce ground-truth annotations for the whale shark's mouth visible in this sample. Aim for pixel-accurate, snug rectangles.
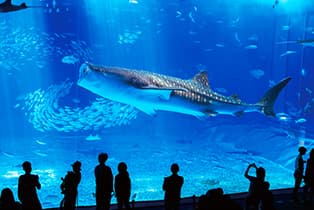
[78,63,89,83]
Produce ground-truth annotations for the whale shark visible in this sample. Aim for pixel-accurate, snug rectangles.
[77,62,291,118]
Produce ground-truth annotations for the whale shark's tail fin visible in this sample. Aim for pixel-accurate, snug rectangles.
[257,77,291,117]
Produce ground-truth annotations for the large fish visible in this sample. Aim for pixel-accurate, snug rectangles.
[276,39,314,47]
[77,63,291,118]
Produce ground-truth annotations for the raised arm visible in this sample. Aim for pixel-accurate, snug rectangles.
[244,163,257,179]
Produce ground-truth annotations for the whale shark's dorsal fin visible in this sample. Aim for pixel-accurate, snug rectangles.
[230,94,239,99]
[230,94,241,102]
[192,71,211,89]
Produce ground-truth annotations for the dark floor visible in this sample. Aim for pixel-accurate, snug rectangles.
[46,188,314,210]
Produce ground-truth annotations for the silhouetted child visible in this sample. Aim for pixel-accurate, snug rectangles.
[244,163,265,210]
[261,181,276,210]
[0,0,27,12]
[304,148,314,203]
[292,146,307,201]
[0,188,22,210]
[60,161,82,210]
[95,153,113,210]
[18,161,42,210]
[163,163,184,210]
[114,162,131,210]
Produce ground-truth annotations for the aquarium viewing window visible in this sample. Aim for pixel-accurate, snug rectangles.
[0,0,313,208]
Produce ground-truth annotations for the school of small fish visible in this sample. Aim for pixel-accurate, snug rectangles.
[118,29,142,45]
[0,20,92,74]
[15,81,138,132]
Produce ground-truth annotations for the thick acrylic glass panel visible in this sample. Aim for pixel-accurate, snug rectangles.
[0,0,313,208]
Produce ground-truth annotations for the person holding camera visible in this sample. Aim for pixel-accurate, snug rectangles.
[244,163,266,210]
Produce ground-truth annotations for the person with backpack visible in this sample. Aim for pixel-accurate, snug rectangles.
[60,161,82,210]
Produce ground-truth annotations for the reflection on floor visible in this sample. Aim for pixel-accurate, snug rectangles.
[44,188,314,210]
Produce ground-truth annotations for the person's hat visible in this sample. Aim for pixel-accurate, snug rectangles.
[72,161,81,170]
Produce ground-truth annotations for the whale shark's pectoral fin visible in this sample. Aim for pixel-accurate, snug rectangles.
[136,106,157,116]
[233,111,244,117]
[203,109,218,117]
[141,86,187,100]
[138,88,172,101]
[141,85,187,92]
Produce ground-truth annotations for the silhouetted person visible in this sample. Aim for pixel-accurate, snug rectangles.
[304,148,314,202]
[114,162,131,210]
[162,163,184,210]
[0,0,27,12]
[95,153,113,210]
[198,188,242,210]
[261,181,276,210]
[292,146,307,201]
[244,163,265,210]
[0,188,22,210]
[18,161,42,210]
[60,161,82,210]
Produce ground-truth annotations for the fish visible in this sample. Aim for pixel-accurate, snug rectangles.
[35,139,47,145]
[234,32,241,46]
[297,39,314,47]
[249,69,264,79]
[295,118,306,124]
[129,0,138,4]
[280,50,297,57]
[281,25,290,31]
[17,80,138,132]
[33,150,48,157]
[276,39,314,47]
[62,55,79,64]
[188,11,196,23]
[215,43,225,48]
[77,63,291,118]
[175,11,182,18]
[245,44,258,50]
[1,151,15,158]
[276,112,292,122]
[268,80,276,87]
[85,134,101,141]
[3,171,19,178]
[305,88,312,95]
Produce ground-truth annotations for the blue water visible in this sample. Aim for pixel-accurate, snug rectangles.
[0,0,314,208]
